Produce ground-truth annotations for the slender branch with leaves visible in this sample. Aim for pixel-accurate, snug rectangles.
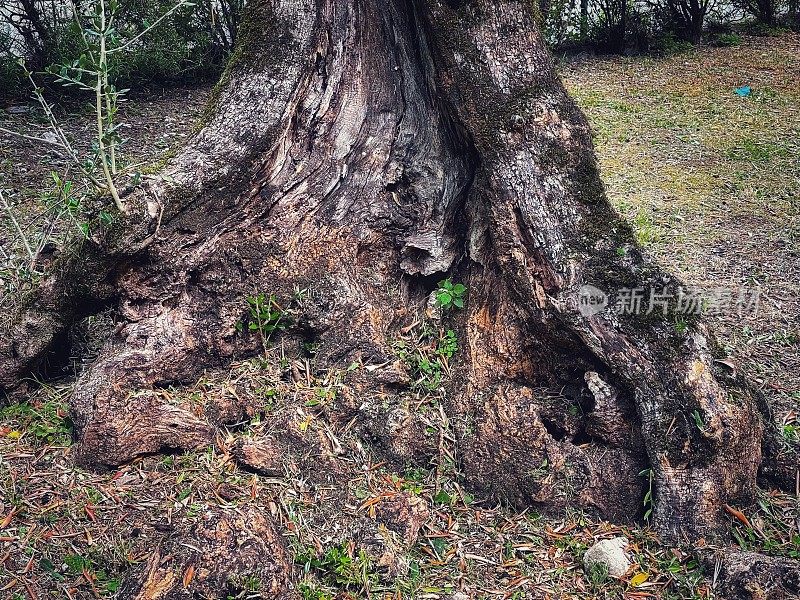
[12,0,195,214]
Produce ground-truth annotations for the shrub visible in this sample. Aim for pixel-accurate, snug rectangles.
[712,31,744,44]
[0,0,242,101]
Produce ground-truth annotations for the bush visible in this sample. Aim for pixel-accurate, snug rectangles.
[0,56,25,103]
[712,31,744,45]
[0,0,241,101]
[0,28,25,102]
[650,31,696,55]
[543,0,794,54]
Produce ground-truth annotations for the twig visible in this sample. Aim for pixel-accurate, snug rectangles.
[0,189,36,266]
[0,126,67,148]
[95,0,124,212]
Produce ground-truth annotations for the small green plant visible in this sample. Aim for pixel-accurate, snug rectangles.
[585,560,610,588]
[438,329,458,358]
[782,424,799,445]
[691,409,706,432]
[393,327,459,392]
[640,468,654,521]
[48,0,194,210]
[434,279,467,312]
[228,573,261,593]
[0,398,73,445]
[296,542,377,594]
[59,553,119,594]
[298,582,333,600]
[237,293,289,353]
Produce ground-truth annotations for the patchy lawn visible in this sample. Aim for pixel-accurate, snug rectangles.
[562,32,800,442]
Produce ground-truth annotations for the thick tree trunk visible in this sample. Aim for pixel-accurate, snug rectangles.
[0,0,784,562]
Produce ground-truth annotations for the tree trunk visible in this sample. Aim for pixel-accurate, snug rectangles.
[0,0,785,560]
[580,0,590,38]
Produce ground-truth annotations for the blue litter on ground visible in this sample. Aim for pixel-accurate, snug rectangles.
[735,86,752,97]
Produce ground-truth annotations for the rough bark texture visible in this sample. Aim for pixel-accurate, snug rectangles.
[0,0,780,574]
[710,550,800,600]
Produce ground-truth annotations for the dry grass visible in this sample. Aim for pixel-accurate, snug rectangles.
[1,365,796,599]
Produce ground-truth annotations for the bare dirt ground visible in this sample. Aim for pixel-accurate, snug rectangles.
[0,36,798,600]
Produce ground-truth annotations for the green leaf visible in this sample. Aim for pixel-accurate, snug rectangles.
[453,297,464,308]
[40,558,64,581]
[431,536,449,555]
[64,554,88,573]
[453,283,466,295]
[433,490,452,505]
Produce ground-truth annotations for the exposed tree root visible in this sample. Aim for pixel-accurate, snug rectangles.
[118,506,294,599]
[709,549,800,599]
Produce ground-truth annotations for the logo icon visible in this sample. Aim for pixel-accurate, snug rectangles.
[577,284,608,316]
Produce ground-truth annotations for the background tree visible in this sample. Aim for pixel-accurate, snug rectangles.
[649,0,716,43]
[0,0,242,100]
[737,0,783,25]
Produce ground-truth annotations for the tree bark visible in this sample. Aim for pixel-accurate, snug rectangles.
[0,0,780,549]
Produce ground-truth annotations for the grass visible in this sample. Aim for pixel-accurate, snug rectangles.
[562,31,800,443]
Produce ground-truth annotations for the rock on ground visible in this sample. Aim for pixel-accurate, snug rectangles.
[583,536,631,578]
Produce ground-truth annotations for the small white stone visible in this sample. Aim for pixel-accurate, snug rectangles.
[583,536,630,578]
